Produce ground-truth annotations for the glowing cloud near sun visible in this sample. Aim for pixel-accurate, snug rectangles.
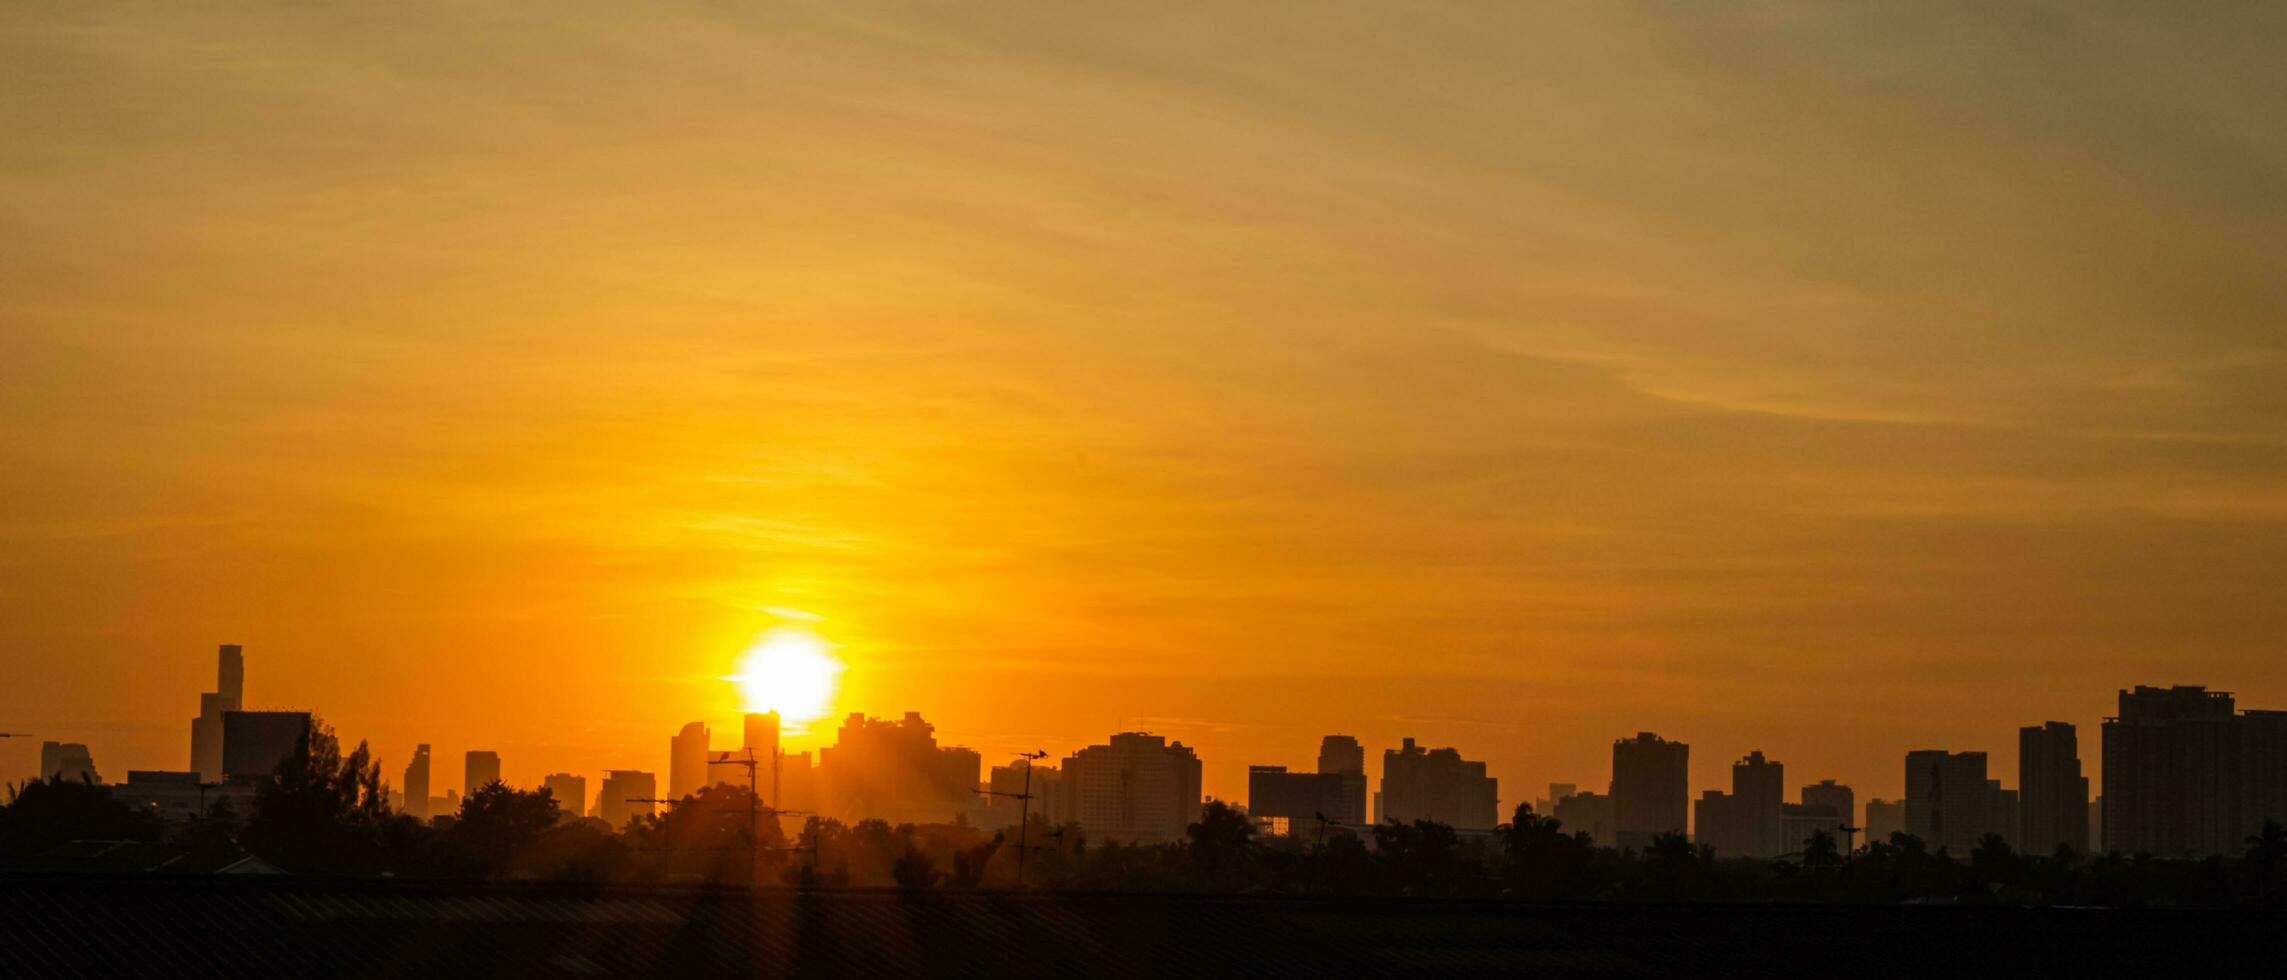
[726,626,844,728]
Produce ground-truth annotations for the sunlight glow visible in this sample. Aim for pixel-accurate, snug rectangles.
[726,626,843,728]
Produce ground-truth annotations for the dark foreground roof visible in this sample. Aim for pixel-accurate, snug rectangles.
[2,875,2281,978]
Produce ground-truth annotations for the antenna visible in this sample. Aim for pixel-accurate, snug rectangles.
[972,750,1050,888]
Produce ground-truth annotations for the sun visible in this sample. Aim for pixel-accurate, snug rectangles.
[727,626,843,728]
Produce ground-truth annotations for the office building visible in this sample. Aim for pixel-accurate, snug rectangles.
[465,750,502,795]
[597,770,655,830]
[670,721,711,801]
[1612,732,1689,850]
[1904,749,1992,854]
[188,644,244,782]
[1061,732,1203,844]
[1700,754,1798,858]
[544,773,588,818]
[38,741,99,784]
[221,711,310,780]
[1782,802,1846,855]
[403,744,432,821]
[1378,738,1498,830]
[1249,766,1356,836]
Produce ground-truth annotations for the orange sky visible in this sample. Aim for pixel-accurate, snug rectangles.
[6,2,2287,810]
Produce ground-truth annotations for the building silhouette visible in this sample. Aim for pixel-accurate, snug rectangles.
[1553,789,1616,846]
[403,744,432,821]
[1781,801,1845,855]
[1536,782,1579,818]
[188,644,244,782]
[1865,797,1904,844]
[1801,780,1855,832]
[816,712,980,824]
[1061,732,1202,844]
[1315,734,1369,826]
[670,721,711,801]
[597,770,654,830]
[221,711,309,780]
[1904,749,1994,854]
[982,760,1064,832]
[1612,732,1689,850]
[2018,721,2088,855]
[39,741,98,784]
[465,750,502,795]
[1377,738,1497,831]
[1694,752,1787,858]
[2102,685,2287,856]
[543,773,588,818]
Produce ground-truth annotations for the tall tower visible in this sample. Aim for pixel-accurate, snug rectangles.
[2019,721,2088,855]
[1612,732,1690,850]
[189,644,245,782]
[744,711,781,805]
[465,750,502,795]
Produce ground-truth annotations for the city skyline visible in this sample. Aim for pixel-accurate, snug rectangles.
[24,641,2285,857]
[8,4,2287,838]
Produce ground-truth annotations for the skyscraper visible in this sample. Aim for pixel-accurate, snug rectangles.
[188,644,244,782]
[403,744,432,821]
[465,750,502,795]
[745,711,782,807]
[2019,721,2088,855]
[597,770,655,830]
[543,772,588,818]
[1060,732,1203,844]
[815,712,980,823]
[1904,749,1992,854]
[1378,738,1498,830]
[670,721,711,801]
[1612,732,1689,850]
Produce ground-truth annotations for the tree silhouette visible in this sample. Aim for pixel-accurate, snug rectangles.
[0,775,151,859]
[243,718,392,873]
[450,781,561,875]
[1185,799,1257,888]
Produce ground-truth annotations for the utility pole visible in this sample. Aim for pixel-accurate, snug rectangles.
[709,749,762,880]
[628,798,685,879]
[1839,822,1862,861]
[973,750,1049,889]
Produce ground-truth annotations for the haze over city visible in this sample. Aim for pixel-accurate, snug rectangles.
[9,1,2287,821]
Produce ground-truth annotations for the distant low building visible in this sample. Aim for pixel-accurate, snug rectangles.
[1553,790,1615,846]
[1865,798,1905,845]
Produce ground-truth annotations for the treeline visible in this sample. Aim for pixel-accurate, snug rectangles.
[5,722,2285,907]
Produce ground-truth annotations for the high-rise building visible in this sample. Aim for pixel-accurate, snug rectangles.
[816,712,980,824]
[543,773,588,818]
[597,770,655,830]
[188,644,245,782]
[2103,685,2245,856]
[2018,721,2088,855]
[670,721,711,801]
[465,750,502,795]
[1536,782,1580,818]
[1060,732,1203,844]
[403,744,432,821]
[745,711,783,807]
[1802,780,1855,833]
[222,711,309,780]
[982,760,1063,832]
[1692,750,1785,857]
[38,741,98,784]
[1318,734,1369,826]
[1781,802,1846,855]
[1904,749,1992,854]
[1553,789,1616,846]
[1865,798,1905,845]
[1612,732,1689,850]
[1378,738,1499,830]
